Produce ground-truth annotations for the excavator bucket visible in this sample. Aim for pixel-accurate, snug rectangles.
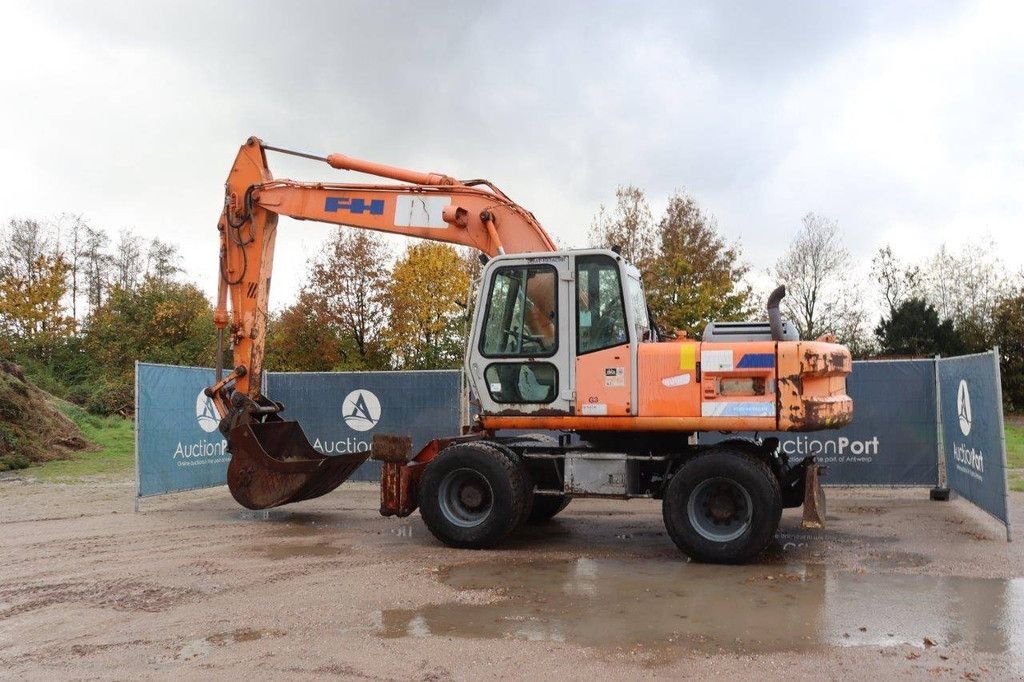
[226,420,370,510]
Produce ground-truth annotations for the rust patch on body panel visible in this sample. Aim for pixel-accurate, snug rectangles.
[371,434,412,463]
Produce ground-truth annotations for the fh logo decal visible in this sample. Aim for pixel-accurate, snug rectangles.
[195,390,220,433]
[957,379,972,436]
[324,197,385,215]
[342,389,381,432]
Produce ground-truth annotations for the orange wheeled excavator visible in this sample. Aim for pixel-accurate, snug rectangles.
[207,137,852,563]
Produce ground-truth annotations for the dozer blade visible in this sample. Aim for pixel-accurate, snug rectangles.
[801,463,827,529]
[226,420,370,510]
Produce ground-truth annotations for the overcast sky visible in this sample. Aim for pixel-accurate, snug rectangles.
[1,0,1021,312]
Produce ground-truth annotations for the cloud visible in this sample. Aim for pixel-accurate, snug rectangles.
[0,0,1018,318]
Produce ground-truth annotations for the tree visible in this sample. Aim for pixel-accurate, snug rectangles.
[588,185,655,268]
[0,219,75,357]
[875,298,960,357]
[992,288,1024,410]
[645,191,753,338]
[111,229,144,292]
[382,243,470,370]
[146,238,181,282]
[265,291,347,372]
[82,277,215,410]
[871,245,919,314]
[917,240,1009,353]
[58,214,89,320]
[306,231,390,369]
[83,226,110,314]
[773,213,855,340]
[0,252,75,357]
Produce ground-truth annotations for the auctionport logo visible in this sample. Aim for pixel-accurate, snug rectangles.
[957,379,972,436]
[342,389,381,432]
[951,377,983,480]
[173,389,227,464]
[195,389,220,433]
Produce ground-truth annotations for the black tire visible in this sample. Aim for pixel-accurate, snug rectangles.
[484,441,534,528]
[419,442,532,549]
[662,449,782,564]
[526,495,571,524]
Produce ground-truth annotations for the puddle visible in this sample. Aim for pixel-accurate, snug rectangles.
[377,558,1024,664]
[177,628,285,660]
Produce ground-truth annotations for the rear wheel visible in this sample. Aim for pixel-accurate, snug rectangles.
[526,495,571,524]
[662,449,781,564]
[419,442,532,549]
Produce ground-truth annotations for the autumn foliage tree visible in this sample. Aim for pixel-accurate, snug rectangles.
[589,185,656,268]
[81,277,215,412]
[305,230,390,369]
[265,291,346,372]
[382,243,470,370]
[0,219,76,358]
[645,192,753,338]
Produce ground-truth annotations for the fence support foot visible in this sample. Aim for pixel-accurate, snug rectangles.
[929,487,951,501]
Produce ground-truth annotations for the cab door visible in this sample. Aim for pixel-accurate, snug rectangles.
[467,255,573,416]
[573,253,635,417]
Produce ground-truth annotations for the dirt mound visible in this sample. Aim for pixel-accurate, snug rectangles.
[0,360,92,471]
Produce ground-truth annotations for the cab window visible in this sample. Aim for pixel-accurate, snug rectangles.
[480,264,558,357]
[576,255,628,354]
[484,363,558,403]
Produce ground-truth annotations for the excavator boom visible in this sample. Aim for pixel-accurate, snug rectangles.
[210,137,557,509]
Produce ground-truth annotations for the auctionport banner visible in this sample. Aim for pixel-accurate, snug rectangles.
[136,365,463,497]
[264,370,462,481]
[701,359,940,486]
[938,351,1011,538]
[135,363,230,497]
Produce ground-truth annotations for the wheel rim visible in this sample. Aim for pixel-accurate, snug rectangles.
[686,477,753,542]
[438,467,494,528]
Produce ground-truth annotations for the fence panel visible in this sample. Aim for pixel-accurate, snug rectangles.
[136,363,229,497]
[265,370,462,481]
[937,351,1011,538]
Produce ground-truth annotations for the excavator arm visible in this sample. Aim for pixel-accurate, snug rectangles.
[207,137,557,509]
[212,137,556,403]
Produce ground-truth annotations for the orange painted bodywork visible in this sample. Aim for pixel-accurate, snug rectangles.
[575,344,632,416]
[481,339,852,433]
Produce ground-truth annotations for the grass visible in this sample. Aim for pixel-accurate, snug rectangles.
[1005,421,1024,469]
[29,402,134,482]
[1006,419,1024,492]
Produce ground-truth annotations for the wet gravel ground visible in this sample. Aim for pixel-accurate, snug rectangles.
[0,478,1021,680]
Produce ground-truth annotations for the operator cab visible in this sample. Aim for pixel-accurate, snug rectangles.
[466,249,647,418]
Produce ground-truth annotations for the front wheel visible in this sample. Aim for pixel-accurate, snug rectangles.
[419,442,532,549]
[662,449,782,564]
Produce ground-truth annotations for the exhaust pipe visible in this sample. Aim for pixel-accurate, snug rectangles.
[767,285,786,341]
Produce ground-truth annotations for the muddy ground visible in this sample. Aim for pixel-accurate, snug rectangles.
[1,479,1021,680]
